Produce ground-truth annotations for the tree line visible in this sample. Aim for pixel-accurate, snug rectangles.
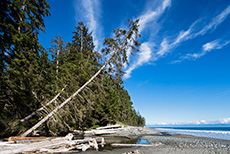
[0,0,145,137]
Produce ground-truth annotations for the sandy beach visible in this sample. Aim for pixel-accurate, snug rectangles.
[83,127,230,154]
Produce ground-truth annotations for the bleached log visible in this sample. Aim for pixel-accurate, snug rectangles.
[88,138,98,151]
[68,137,104,146]
[96,125,123,130]
[40,147,73,153]
[84,129,119,135]
[75,144,91,151]
[8,136,56,142]
[1,136,105,154]
[0,137,69,154]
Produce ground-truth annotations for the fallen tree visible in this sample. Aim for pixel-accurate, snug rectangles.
[20,19,141,137]
[20,86,66,123]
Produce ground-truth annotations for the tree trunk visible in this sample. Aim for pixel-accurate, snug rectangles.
[20,86,66,123]
[20,22,137,137]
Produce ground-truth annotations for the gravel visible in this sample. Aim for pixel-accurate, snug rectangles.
[76,128,230,154]
[139,134,230,154]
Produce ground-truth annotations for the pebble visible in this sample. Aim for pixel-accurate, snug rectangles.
[140,135,230,154]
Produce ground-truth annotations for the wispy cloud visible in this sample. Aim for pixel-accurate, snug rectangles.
[156,5,230,58]
[203,39,230,51]
[139,0,171,33]
[124,0,171,79]
[155,5,230,65]
[124,42,153,79]
[194,5,230,37]
[156,24,195,56]
[139,11,157,32]
[173,39,230,63]
[74,0,102,50]
[156,38,170,56]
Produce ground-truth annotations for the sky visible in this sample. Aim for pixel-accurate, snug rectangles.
[39,0,230,126]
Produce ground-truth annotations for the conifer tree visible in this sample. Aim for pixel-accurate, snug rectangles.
[0,0,50,135]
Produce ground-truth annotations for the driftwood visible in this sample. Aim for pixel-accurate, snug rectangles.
[8,136,56,142]
[96,124,123,130]
[84,124,125,136]
[84,129,119,136]
[1,133,105,154]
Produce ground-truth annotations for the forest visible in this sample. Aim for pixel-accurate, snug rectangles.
[0,0,145,137]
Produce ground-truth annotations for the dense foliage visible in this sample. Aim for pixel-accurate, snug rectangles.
[0,0,145,137]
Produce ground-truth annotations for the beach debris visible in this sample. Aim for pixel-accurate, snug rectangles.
[83,124,125,136]
[1,125,161,153]
[1,134,105,154]
[96,124,123,130]
[8,136,56,142]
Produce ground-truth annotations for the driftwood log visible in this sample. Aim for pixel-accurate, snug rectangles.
[0,134,105,154]
[84,124,125,136]
[96,125,123,130]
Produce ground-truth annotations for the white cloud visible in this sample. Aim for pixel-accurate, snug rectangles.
[202,40,220,51]
[174,39,230,62]
[137,42,152,65]
[124,0,171,79]
[138,0,171,33]
[162,0,171,11]
[75,0,102,51]
[219,118,230,124]
[139,11,157,32]
[203,39,230,51]
[124,42,152,79]
[173,29,191,45]
[156,38,169,56]
[157,5,230,59]
[149,117,230,126]
[156,22,196,56]
[194,5,230,37]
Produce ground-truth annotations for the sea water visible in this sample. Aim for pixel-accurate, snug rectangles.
[151,126,230,140]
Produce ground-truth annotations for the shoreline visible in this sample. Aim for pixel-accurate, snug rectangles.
[1,126,230,153]
[83,127,230,154]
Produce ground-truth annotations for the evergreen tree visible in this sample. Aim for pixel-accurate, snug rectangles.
[0,0,50,136]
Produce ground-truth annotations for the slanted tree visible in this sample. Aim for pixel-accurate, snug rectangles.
[21,19,141,137]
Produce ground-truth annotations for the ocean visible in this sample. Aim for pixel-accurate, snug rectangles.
[150,126,230,140]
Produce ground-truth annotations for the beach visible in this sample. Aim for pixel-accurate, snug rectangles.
[1,127,230,153]
[83,127,230,154]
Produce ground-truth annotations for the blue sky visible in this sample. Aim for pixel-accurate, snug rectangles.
[39,0,230,125]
